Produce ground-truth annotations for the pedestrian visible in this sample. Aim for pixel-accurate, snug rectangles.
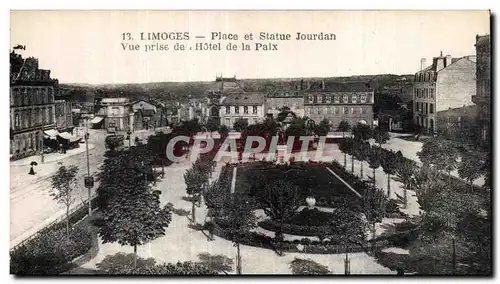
[29,166,35,175]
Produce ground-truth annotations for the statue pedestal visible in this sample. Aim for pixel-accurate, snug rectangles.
[276,145,289,164]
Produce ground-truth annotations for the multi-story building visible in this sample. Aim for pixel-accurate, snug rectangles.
[10,50,57,158]
[219,92,266,128]
[54,99,73,131]
[303,81,375,128]
[413,52,476,134]
[473,34,491,145]
[93,97,135,132]
[265,91,305,118]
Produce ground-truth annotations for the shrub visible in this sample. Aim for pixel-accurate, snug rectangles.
[10,221,95,275]
[290,258,330,275]
[97,253,218,275]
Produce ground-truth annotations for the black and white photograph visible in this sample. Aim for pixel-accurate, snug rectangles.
[8,10,492,276]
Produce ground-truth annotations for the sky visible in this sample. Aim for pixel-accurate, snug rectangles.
[10,10,490,84]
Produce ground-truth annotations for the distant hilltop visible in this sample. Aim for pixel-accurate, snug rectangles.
[59,74,414,103]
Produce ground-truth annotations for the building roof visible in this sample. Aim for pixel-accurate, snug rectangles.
[220,93,266,106]
[418,54,475,74]
[306,81,373,93]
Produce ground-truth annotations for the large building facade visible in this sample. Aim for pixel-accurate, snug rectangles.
[10,51,58,158]
[303,82,375,128]
[265,92,305,118]
[54,99,74,131]
[413,52,476,134]
[219,92,266,128]
[93,97,135,132]
[473,34,491,145]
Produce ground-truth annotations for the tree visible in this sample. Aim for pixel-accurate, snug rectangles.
[204,179,230,222]
[412,166,443,212]
[353,141,370,179]
[338,137,353,169]
[417,138,459,185]
[327,208,367,273]
[184,165,208,224]
[337,120,351,138]
[372,126,390,147]
[99,188,172,269]
[351,124,372,178]
[259,180,301,255]
[50,164,79,240]
[233,118,248,132]
[316,119,331,136]
[363,186,387,250]
[217,193,257,274]
[206,117,219,132]
[458,151,483,190]
[380,150,397,197]
[367,147,381,185]
[393,157,417,209]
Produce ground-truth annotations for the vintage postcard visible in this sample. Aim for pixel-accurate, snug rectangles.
[9,10,491,276]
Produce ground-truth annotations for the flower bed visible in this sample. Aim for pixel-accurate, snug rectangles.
[213,222,389,255]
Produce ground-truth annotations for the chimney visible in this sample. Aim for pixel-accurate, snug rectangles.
[445,55,452,67]
[420,58,427,71]
[306,81,310,90]
[321,80,325,90]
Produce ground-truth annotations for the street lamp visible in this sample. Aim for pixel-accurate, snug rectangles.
[84,176,94,216]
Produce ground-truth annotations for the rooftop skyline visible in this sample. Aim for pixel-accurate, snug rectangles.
[10,10,490,84]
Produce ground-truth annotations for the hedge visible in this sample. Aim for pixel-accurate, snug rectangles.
[258,220,332,238]
[212,222,389,255]
[10,218,97,275]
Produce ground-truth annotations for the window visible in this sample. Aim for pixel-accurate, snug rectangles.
[343,107,349,114]
[22,88,28,106]
[360,107,365,114]
[425,103,428,114]
[253,106,257,114]
[244,106,248,114]
[14,112,19,129]
[343,94,349,103]
[430,89,434,99]
[327,107,332,115]
[325,95,331,103]
[41,88,46,104]
[235,106,239,114]
[430,104,434,114]
[294,92,299,96]
[226,106,230,114]
[318,107,322,114]
[334,95,340,103]
[352,94,357,103]
[360,94,367,103]
[334,107,338,115]
[351,107,356,114]
[316,95,321,103]
[308,95,314,103]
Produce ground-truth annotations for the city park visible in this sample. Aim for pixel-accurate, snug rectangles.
[10,115,491,275]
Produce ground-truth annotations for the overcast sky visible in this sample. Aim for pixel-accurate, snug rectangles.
[10,10,490,84]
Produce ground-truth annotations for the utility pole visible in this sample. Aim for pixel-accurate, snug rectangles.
[344,245,350,275]
[84,115,94,216]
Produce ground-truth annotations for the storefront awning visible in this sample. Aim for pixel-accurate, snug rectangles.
[44,129,59,137]
[90,116,104,124]
[58,132,81,143]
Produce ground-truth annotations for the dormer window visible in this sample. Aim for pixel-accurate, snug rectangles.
[352,94,358,103]
[343,94,349,103]
[360,94,367,103]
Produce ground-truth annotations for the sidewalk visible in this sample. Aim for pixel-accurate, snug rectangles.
[10,143,96,166]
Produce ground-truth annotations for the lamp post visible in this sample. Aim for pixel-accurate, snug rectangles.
[127,130,132,147]
[344,245,350,275]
